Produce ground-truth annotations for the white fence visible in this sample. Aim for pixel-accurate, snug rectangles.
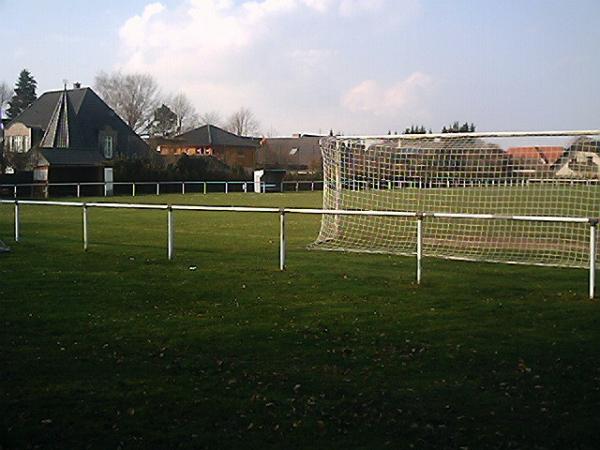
[0,198,597,299]
[0,180,324,198]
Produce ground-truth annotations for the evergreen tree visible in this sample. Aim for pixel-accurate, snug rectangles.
[7,69,37,119]
[150,104,178,136]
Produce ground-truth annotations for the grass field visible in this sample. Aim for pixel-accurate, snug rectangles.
[1,192,600,449]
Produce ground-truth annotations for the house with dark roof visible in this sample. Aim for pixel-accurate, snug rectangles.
[152,124,260,175]
[257,134,323,174]
[3,84,151,188]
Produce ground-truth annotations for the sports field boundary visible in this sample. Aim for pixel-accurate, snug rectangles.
[0,198,597,299]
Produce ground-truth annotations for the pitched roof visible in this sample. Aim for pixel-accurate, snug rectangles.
[176,124,260,148]
[506,146,565,165]
[32,149,106,166]
[7,86,151,158]
[40,88,83,149]
[11,87,88,130]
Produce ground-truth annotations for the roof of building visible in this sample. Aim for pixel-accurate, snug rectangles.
[506,146,565,165]
[176,124,260,148]
[31,149,106,167]
[258,134,323,169]
[8,86,150,158]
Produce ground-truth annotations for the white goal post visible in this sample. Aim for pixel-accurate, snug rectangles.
[311,130,600,271]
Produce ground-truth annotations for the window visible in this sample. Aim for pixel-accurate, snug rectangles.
[14,136,24,153]
[103,135,114,159]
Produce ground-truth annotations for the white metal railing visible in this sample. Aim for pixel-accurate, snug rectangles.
[0,198,597,300]
[0,180,325,199]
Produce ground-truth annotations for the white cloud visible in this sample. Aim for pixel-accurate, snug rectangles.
[341,72,433,115]
[116,0,424,134]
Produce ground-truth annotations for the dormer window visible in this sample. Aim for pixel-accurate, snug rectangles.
[103,135,114,159]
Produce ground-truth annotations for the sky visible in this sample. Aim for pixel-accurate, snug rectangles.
[1,0,599,136]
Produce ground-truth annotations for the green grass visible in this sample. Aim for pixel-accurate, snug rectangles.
[1,192,600,449]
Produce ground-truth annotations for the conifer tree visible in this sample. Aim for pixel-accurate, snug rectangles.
[7,69,37,120]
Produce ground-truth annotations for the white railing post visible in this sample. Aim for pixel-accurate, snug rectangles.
[156,183,160,196]
[203,182,207,195]
[311,182,314,191]
[280,182,284,193]
[76,184,81,198]
[83,204,88,251]
[14,200,20,242]
[13,185,17,199]
[590,219,597,300]
[132,183,136,197]
[167,206,175,261]
[104,183,108,197]
[225,182,229,194]
[416,214,423,284]
[182,182,186,195]
[279,209,286,271]
[296,182,299,192]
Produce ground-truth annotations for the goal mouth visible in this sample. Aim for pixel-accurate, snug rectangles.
[312,130,600,269]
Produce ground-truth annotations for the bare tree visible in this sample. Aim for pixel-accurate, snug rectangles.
[168,92,198,133]
[95,71,161,133]
[225,107,260,136]
[198,110,222,127]
[0,81,14,115]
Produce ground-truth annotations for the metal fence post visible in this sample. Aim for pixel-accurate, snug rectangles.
[132,183,136,197]
[279,209,286,271]
[156,183,160,196]
[167,206,175,261]
[182,182,186,195]
[296,182,299,192]
[590,219,597,300]
[83,204,89,251]
[225,182,228,194]
[13,185,17,199]
[76,184,81,198]
[104,183,108,197]
[203,182,207,195]
[14,201,20,242]
[311,182,314,191]
[416,214,423,284]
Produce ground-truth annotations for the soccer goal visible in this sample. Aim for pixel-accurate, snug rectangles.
[0,237,9,253]
[311,130,600,271]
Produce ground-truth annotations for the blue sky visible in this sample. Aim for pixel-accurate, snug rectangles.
[1,0,598,135]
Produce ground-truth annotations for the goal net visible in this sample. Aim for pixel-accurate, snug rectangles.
[311,131,600,269]
[0,238,9,253]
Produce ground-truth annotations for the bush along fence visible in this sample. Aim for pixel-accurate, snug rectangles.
[0,180,325,199]
[0,198,597,300]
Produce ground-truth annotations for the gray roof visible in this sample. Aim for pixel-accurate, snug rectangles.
[176,124,260,148]
[258,135,323,169]
[33,149,106,167]
[8,87,151,159]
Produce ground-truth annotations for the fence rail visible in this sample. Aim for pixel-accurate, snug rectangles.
[0,180,325,199]
[0,198,597,299]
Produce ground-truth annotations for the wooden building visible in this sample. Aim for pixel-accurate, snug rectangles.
[153,124,260,176]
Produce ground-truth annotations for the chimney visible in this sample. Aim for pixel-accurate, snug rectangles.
[73,82,82,89]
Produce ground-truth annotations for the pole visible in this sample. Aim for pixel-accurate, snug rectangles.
[156,183,160,196]
[225,182,228,194]
[590,220,597,300]
[168,206,175,261]
[132,183,136,197]
[13,185,17,199]
[279,209,286,271]
[416,215,423,284]
[203,182,207,195]
[14,201,20,242]
[76,184,81,198]
[182,182,186,195]
[83,204,88,251]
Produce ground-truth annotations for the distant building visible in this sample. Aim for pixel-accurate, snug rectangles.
[506,146,565,177]
[3,85,151,187]
[152,124,260,176]
[554,137,600,178]
[257,134,323,174]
